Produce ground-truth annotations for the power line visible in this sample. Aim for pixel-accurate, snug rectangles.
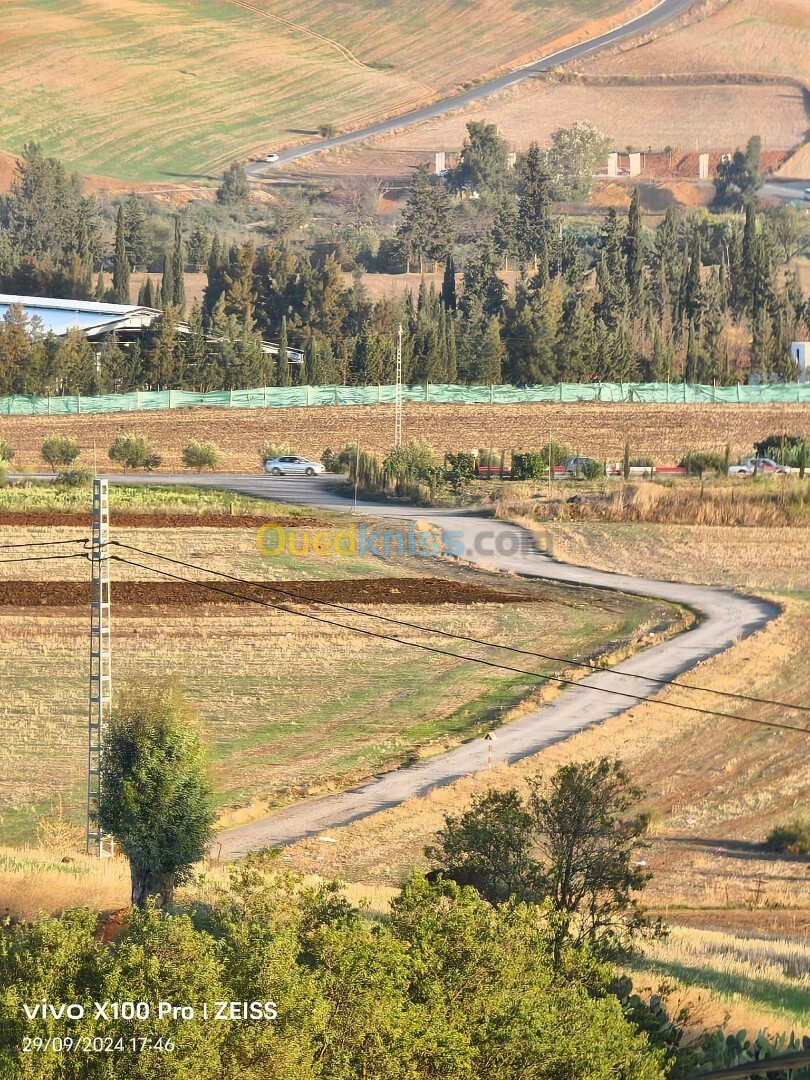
[109,552,810,738]
[0,537,87,550]
[110,541,810,717]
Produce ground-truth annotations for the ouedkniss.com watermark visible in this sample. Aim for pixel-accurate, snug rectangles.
[256,523,528,560]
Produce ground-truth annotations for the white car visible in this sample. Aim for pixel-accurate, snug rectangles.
[728,457,793,476]
[264,152,280,163]
[264,455,324,476]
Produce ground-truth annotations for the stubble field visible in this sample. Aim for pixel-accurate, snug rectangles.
[0,512,666,844]
[3,401,809,471]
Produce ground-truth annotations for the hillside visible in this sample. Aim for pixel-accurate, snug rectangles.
[0,0,627,182]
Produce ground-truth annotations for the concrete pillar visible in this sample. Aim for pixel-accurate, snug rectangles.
[607,152,619,177]
[698,153,709,180]
[507,152,517,169]
[628,152,642,177]
[434,151,446,174]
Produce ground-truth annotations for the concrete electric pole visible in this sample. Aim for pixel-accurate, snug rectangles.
[394,322,403,448]
[86,477,113,857]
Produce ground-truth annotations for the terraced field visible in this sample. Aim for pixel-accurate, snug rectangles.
[0,0,625,181]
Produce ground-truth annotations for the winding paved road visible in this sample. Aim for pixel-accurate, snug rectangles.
[246,0,698,175]
[102,473,778,859]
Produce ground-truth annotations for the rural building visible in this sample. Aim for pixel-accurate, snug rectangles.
[790,341,809,383]
[0,294,302,362]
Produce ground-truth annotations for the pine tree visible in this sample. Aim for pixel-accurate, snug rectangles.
[113,205,130,304]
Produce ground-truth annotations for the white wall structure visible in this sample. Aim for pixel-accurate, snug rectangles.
[434,151,446,174]
[628,152,642,177]
[607,152,619,177]
[791,342,809,382]
[507,152,517,169]
[698,153,710,180]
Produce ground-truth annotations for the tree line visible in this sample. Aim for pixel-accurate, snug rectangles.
[0,139,807,395]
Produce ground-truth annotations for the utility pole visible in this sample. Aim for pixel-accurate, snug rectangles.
[86,477,113,858]
[394,322,403,448]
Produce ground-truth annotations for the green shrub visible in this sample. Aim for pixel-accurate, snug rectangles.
[581,457,606,479]
[0,440,15,463]
[446,451,476,488]
[754,433,808,468]
[540,440,573,468]
[41,435,80,471]
[109,433,161,471]
[181,439,221,472]
[764,817,810,855]
[322,446,356,474]
[258,441,295,467]
[511,451,547,480]
[680,450,725,476]
[56,469,93,487]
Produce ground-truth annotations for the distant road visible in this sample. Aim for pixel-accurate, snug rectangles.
[99,473,777,858]
[762,179,810,202]
[246,0,697,176]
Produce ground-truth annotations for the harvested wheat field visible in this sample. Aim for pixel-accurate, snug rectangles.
[3,401,809,471]
[0,0,628,181]
[581,0,810,83]
[0,515,665,844]
[354,81,806,175]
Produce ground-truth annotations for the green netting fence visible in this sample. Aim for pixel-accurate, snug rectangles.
[1,382,808,416]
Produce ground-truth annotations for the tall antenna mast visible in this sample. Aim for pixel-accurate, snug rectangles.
[394,322,403,447]
[86,477,113,857]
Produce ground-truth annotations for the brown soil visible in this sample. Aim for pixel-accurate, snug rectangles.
[0,511,329,529]
[0,576,540,609]
[658,908,810,940]
[5,403,809,470]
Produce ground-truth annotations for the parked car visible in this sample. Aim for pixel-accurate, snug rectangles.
[728,457,793,476]
[564,455,603,478]
[264,152,280,163]
[264,456,324,476]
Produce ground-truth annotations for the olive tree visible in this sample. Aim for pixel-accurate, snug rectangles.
[41,435,80,472]
[99,686,215,907]
[427,758,658,959]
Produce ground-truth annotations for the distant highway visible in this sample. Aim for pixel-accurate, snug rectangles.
[246,0,698,176]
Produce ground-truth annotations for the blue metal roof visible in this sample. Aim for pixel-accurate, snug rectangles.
[0,294,157,336]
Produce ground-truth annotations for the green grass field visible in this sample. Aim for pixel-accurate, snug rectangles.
[0,0,622,181]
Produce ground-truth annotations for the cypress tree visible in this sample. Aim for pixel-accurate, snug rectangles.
[624,188,644,301]
[276,315,291,386]
[95,269,106,301]
[441,254,457,311]
[516,143,552,282]
[124,194,149,270]
[160,251,175,310]
[113,205,130,304]
[171,217,185,312]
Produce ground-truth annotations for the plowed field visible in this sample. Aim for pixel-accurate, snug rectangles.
[0,577,539,609]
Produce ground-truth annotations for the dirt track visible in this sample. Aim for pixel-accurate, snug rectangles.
[0,577,540,609]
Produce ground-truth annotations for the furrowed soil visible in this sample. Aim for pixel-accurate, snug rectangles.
[0,511,329,529]
[4,401,809,469]
[0,576,541,608]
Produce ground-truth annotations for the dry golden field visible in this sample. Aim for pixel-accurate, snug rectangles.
[0,0,629,181]
[3,401,809,471]
[351,81,806,174]
[0,516,664,845]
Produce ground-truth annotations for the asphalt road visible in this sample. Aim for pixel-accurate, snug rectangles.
[246,0,697,176]
[99,473,778,858]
